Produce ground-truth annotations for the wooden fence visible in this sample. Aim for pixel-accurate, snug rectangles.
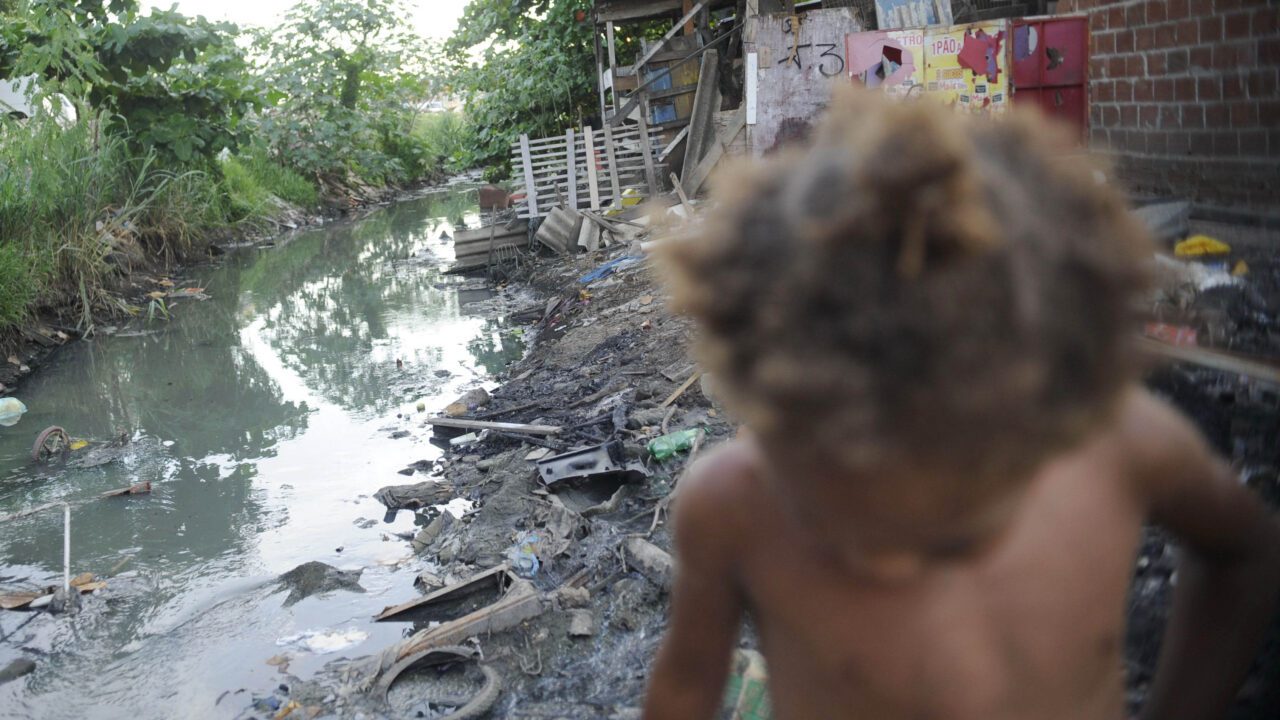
[510,122,665,220]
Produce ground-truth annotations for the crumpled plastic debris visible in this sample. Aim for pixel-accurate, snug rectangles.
[0,397,27,427]
[505,529,551,577]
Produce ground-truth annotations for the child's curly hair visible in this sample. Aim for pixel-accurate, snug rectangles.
[660,89,1152,509]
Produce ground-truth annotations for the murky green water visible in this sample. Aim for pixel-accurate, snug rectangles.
[0,187,525,718]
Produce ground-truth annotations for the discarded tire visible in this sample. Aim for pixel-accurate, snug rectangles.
[31,426,70,463]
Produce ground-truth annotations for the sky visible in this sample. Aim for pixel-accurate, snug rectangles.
[140,0,471,39]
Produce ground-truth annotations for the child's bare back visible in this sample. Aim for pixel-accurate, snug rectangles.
[643,90,1280,720]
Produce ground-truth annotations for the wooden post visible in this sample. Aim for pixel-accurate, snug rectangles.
[594,24,607,120]
[566,128,578,210]
[681,48,720,194]
[602,123,623,209]
[584,126,601,211]
[519,134,539,218]
[636,111,658,198]
[682,0,695,35]
[606,21,619,116]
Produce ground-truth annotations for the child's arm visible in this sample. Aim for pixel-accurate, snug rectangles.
[643,452,747,720]
[1127,391,1280,720]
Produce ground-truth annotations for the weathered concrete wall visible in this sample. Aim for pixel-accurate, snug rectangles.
[1060,0,1280,214]
[745,8,865,155]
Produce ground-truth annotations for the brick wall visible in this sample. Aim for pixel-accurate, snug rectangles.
[1058,0,1279,214]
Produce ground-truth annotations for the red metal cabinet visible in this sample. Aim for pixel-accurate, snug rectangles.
[1012,17,1088,140]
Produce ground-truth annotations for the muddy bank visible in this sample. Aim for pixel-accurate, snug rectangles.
[0,172,483,397]
[259,221,1279,719]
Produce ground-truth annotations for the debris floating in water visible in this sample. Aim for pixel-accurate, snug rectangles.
[275,627,369,654]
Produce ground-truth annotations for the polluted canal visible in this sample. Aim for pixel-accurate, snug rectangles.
[0,187,529,718]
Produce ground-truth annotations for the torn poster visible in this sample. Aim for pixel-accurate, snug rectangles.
[846,29,925,98]
[923,20,1011,114]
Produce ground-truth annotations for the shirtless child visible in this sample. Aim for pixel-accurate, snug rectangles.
[643,89,1280,720]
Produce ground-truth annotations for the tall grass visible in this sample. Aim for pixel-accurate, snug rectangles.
[413,111,469,174]
[0,114,226,334]
[221,150,318,220]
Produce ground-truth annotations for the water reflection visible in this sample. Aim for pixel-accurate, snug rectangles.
[0,187,525,717]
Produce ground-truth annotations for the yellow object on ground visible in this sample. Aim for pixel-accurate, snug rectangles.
[1232,260,1249,276]
[1174,235,1231,257]
[69,439,89,451]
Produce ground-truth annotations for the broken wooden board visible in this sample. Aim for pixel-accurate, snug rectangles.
[102,481,151,497]
[376,565,518,622]
[1139,337,1280,386]
[684,110,745,196]
[624,537,673,591]
[394,581,545,662]
[427,417,562,436]
[0,589,51,610]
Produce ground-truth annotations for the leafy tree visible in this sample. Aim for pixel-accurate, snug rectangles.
[445,0,598,175]
[252,0,436,182]
[1,0,261,164]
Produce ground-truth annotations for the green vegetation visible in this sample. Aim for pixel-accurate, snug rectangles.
[413,112,470,174]
[221,152,320,221]
[0,0,452,338]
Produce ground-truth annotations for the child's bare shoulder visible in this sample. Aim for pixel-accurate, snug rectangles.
[673,438,764,545]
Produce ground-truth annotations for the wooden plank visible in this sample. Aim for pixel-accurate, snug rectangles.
[603,124,623,208]
[745,52,758,126]
[606,21,619,114]
[596,0,682,22]
[1138,337,1280,386]
[671,172,694,214]
[631,1,708,74]
[584,126,601,210]
[427,417,562,435]
[662,371,703,407]
[686,109,744,195]
[681,48,720,194]
[658,126,689,163]
[566,128,578,210]
[519,134,539,218]
[636,111,659,198]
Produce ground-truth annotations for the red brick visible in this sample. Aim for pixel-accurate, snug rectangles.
[1148,132,1169,154]
[1215,0,1242,11]
[1136,79,1155,102]
[1254,7,1279,37]
[1213,44,1239,70]
[1167,49,1190,74]
[1091,10,1107,31]
[1121,104,1139,127]
[1141,104,1160,127]
[1230,102,1258,127]
[1224,73,1248,100]
[1212,132,1239,156]
[1175,19,1199,46]
[1115,79,1134,102]
[1154,23,1178,48]
[1126,3,1146,26]
[1176,77,1197,102]
[1147,1,1167,22]
[1117,30,1135,53]
[1160,105,1181,129]
[1198,76,1223,101]
[1225,11,1252,40]
[1091,57,1108,78]
[1199,15,1223,43]
[1136,26,1156,51]
[1260,101,1280,126]
[1090,127,1109,147]
[1190,0,1213,13]
[1183,105,1205,128]
[1270,131,1280,157]
[1167,130,1191,154]
[1102,104,1121,126]
[1205,102,1230,128]
[1189,131,1213,155]
[1096,80,1115,102]
[1094,31,1116,56]
[1127,54,1146,77]
[1248,70,1278,100]
[1240,130,1267,155]
[1155,78,1175,102]
[1147,53,1167,76]
[1190,45,1213,70]
[1261,39,1280,65]
[1107,6,1126,30]
[1167,0,1190,20]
